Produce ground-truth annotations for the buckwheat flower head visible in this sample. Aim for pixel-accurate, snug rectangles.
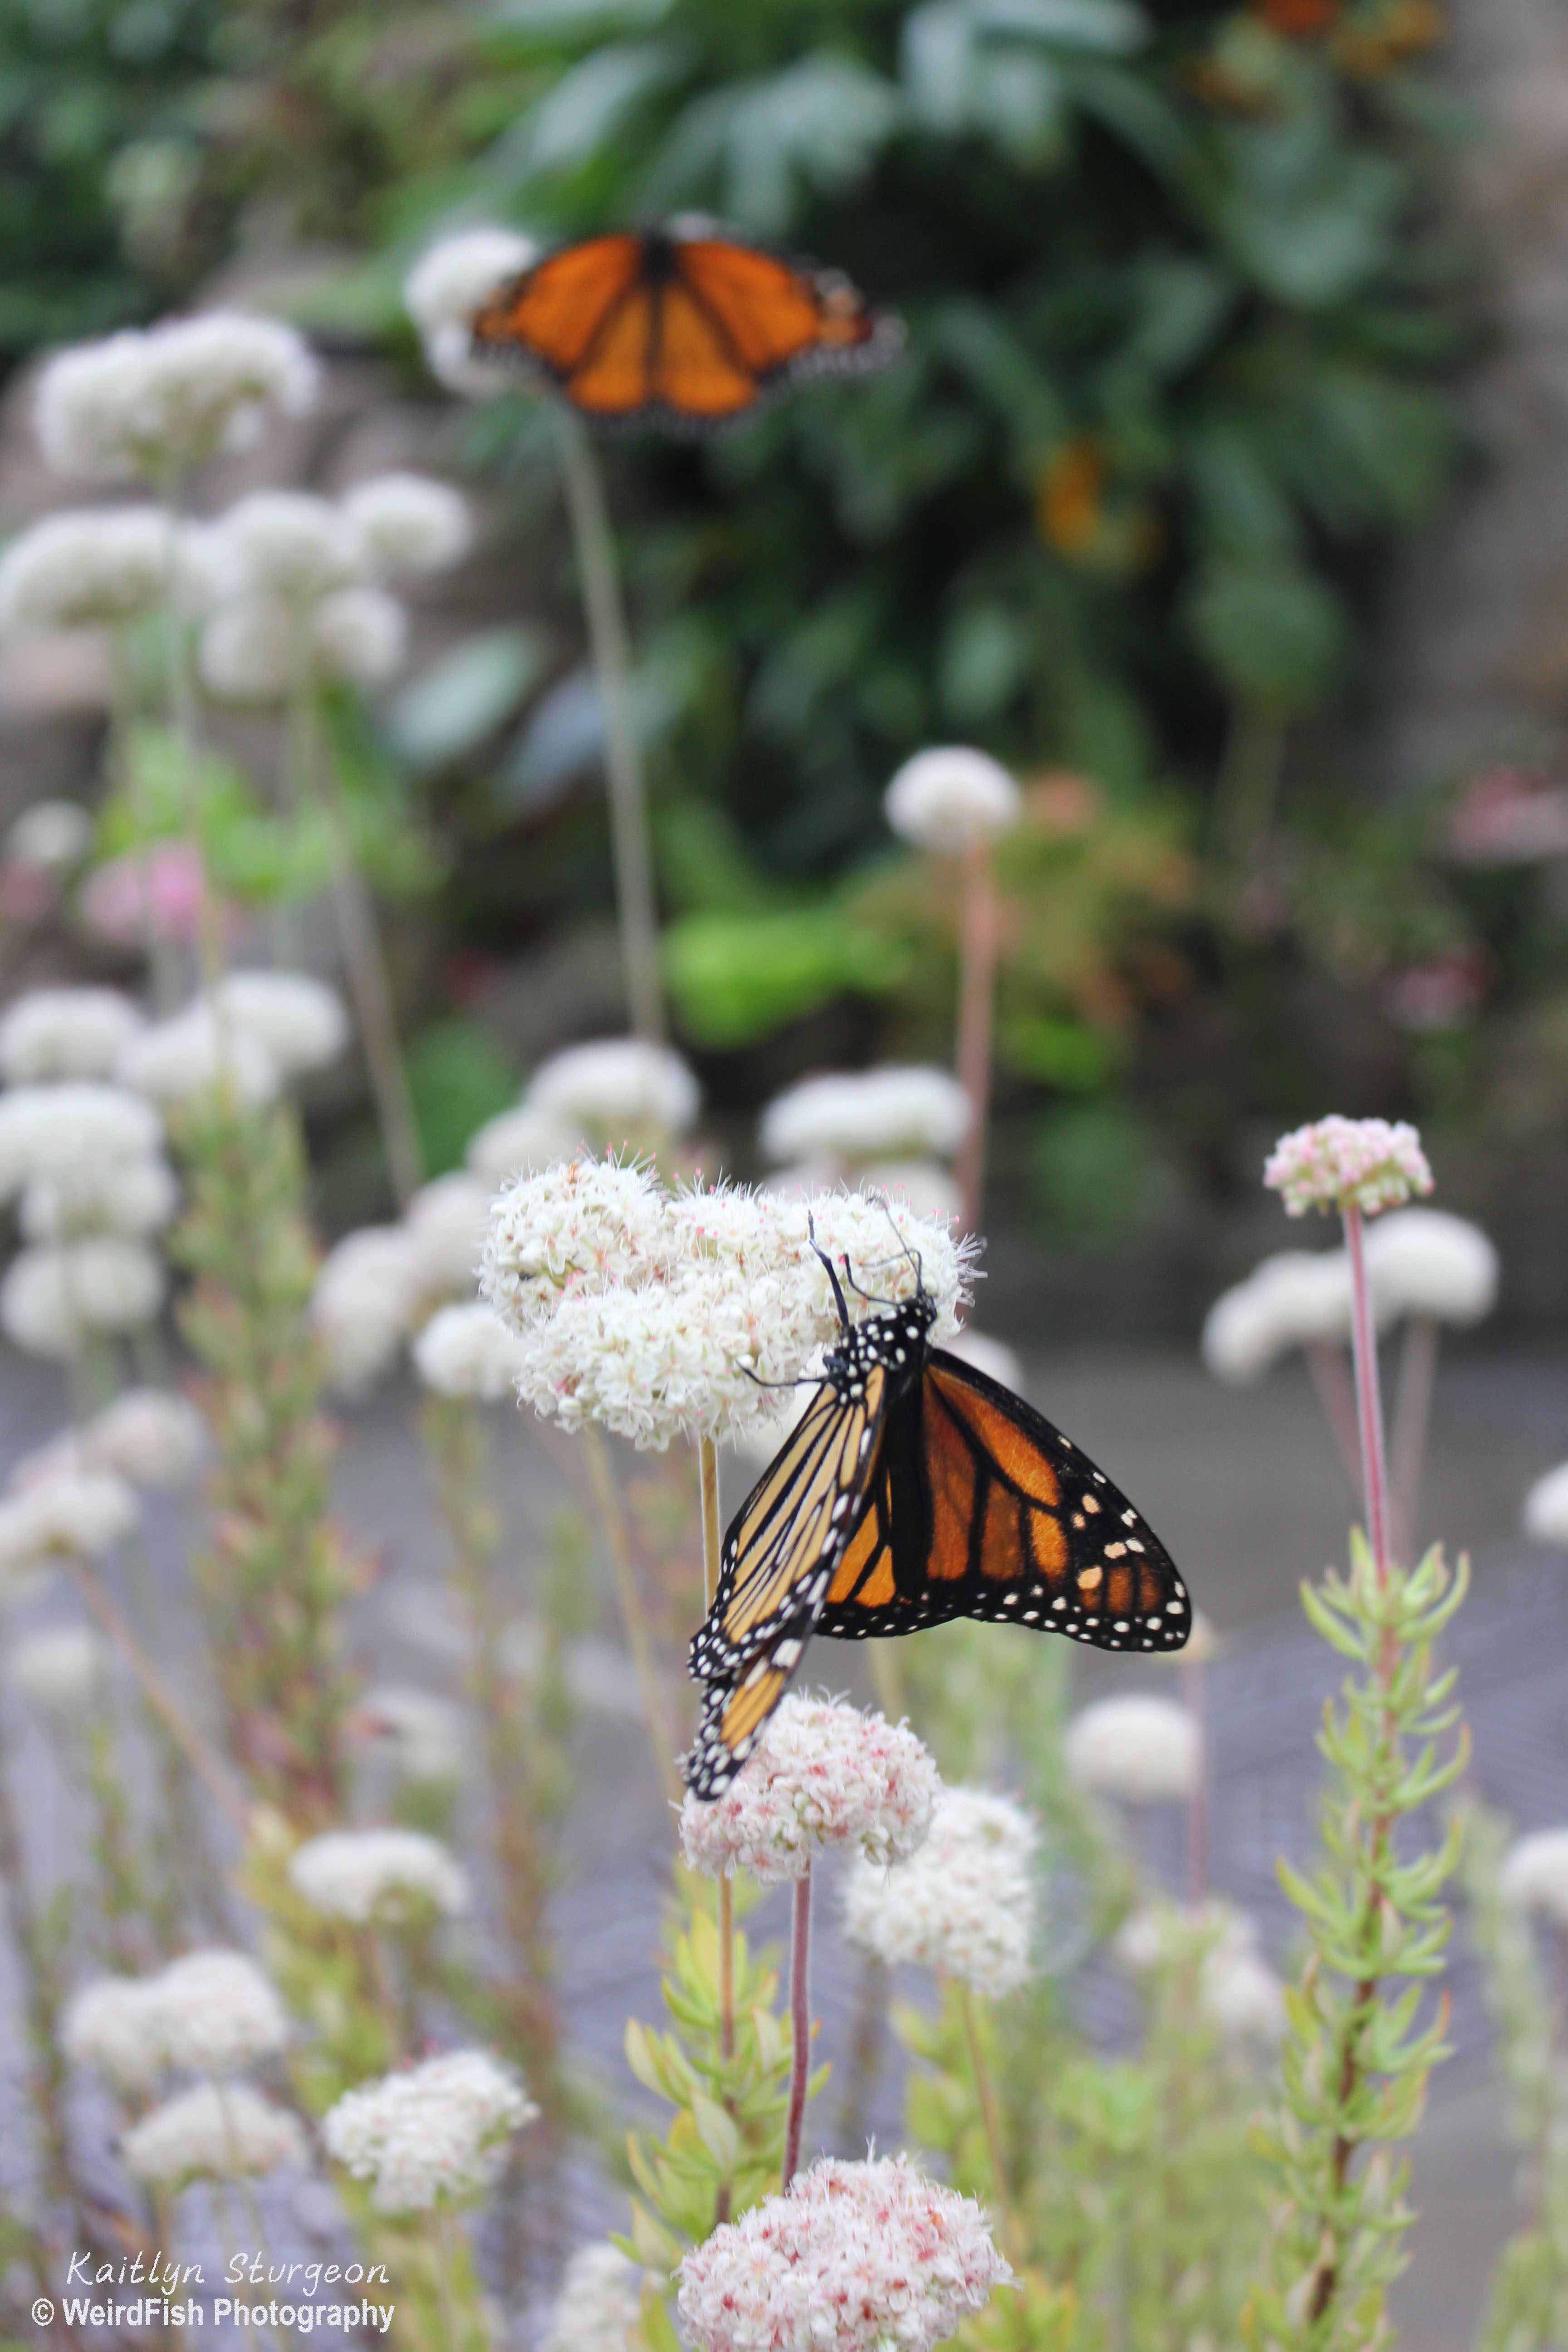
[0,509,175,634]
[1201,1249,1354,1385]
[884,746,1022,854]
[842,1787,1036,1997]
[216,970,349,1079]
[311,586,407,686]
[62,1973,167,2096]
[311,1225,424,1396]
[88,1388,206,1489]
[197,596,299,702]
[0,988,145,1084]
[527,1037,701,1145]
[1362,1206,1498,1327]
[0,1083,160,1198]
[404,226,539,396]
[1,1240,165,1356]
[1201,1943,1287,2048]
[1064,1694,1199,1805]
[1263,1116,1433,1220]
[679,1695,941,1886]
[220,488,364,603]
[405,1172,491,1298]
[481,1156,676,1328]
[343,474,472,575]
[6,1622,107,1708]
[466,1101,578,1189]
[356,1686,465,1787]
[19,1155,178,1243]
[321,2049,537,2213]
[289,1828,469,1926]
[541,2244,644,2352]
[760,1066,970,1166]
[1524,1464,1568,1547]
[677,2153,1012,2352]
[0,1468,139,1583]
[412,1303,529,1401]
[117,1004,279,1107]
[5,800,92,874]
[1500,1829,1568,1928]
[154,1948,289,2075]
[37,313,317,484]
[122,2081,307,2188]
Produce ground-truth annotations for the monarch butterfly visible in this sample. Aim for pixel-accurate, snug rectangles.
[469,222,901,432]
[683,1243,1191,1800]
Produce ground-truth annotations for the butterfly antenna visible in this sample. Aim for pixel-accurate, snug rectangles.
[808,1211,852,1333]
[877,1196,928,1299]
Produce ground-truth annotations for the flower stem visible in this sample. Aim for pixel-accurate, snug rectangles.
[583,1426,681,1804]
[1389,1312,1439,1568]
[954,839,999,1238]
[1303,1340,1364,1500]
[551,409,663,1046]
[957,1980,1020,2264]
[432,2203,462,2352]
[783,1862,813,2187]
[698,1439,733,2058]
[67,1558,247,1831]
[1342,1204,1392,1583]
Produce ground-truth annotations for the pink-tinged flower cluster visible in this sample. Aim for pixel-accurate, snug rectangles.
[1263,1116,1433,1220]
[678,1695,940,1886]
[677,2154,1011,2352]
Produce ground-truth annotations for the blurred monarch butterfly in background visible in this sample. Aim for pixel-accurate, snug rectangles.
[683,1238,1192,1800]
[470,221,902,432]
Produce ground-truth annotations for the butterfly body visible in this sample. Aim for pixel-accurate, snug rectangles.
[683,1269,1191,1800]
[469,223,901,433]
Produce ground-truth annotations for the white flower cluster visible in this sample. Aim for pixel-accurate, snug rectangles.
[122,2082,307,2187]
[1263,1115,1433,1220]
[0,510,205,638]
[288,1828,469,1926]
[1,1239,165,1357]
[0,1464,139,1595]
[481,1159,975,1450]
[842,1787,1036,1997]
[321,2049,537,2214]
[310,1170,498,1397]
[412,1302,529,1401]
[1114,1899,1286,2050]
[760,1065,968,1225]
[0,989,144,1084]
[540,2244,645,2352]
[354,1686,465,1787]
[5,1622,108,1709]
[678,1695,941,1886]
[15,1389,205,1494]
[1500,1828,1568,1928]
[0,1067,174,1352]
[404,226,538,396]
[62,1946,288,2094]
[677,2154,1012,2352]
[115,973,348,1110]
[1063,1694,1200,1805]
[37,312,318,483]
[4,801,93,876]
[884,746,1021,853]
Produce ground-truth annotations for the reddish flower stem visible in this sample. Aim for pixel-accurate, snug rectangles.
[1342,1203,1392,1583]
[783,1861,813,2186]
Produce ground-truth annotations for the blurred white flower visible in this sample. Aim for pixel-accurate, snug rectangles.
[356,1686,465,1786]
[1501,1828,1568,1927]
[1200,1249,1354,1386]
[0,1082,160,1198]
[842,1785,1035,1997]
[62,1974,167,2096]
[19,1156,178,1243]
[1362,1206,1498,1328]
[465,1101,578,1190]
[217,970,349,1079]
[1201,1944,1287,2048]
[322,2048,536,2213]
[0,1467,139,1579]
[197,595,299,702]
[0,508,173,634]
[4,800,93,874]
[155,1947,289,2075]
[885,746,1021,853]
[289,1827,469,1926]
[855,1158,963,1223]
[1,1239,165,1357]
[311,586,407,686]
[678,2154,1011,2352]
[0,988,145,1084]
[939,1325,1023,1393]
[221,489,363,603]
[1115,1898,1285,2048]
[404,226,538,396]
[527,1037,700,1144]
[122,2082,306,2186]
[412,1302,529,1401]
[37,313,318,484]
[1264,1116,1432,1220]
[117,1004,280,1107]
[405,1172,491,1298]
[343,474,472,575]
[1524,1464,1568,1547]
[311,1225,423,1396]
[5,1622,107,1708]
[88,1388,206,1489]
[541,2244,644,2352]
[1065,1694,1199,1805]
[679,1694,940,1886]
[760,1066,970,1166]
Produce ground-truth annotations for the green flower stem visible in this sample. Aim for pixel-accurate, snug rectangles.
[156,493,226,999]
[954,839,999,1239]
[66,1557,248,1831]
[783,1863,813,2186]
[551,409,664,1045]
[956,1981,1021,2265]
[431,2206,461,2352]
[583,1426,681,1806]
